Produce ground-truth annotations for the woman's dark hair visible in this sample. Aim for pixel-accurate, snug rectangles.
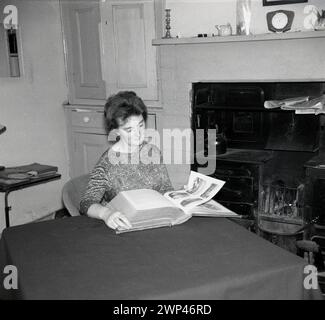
[104,91,148,133]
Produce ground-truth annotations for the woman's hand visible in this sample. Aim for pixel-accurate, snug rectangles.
[87,204,132,231]
[103,211,132,231]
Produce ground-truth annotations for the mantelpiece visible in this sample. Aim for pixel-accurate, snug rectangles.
[153,30,325,46]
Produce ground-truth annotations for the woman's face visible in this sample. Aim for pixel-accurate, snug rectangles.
[117,115,145,148]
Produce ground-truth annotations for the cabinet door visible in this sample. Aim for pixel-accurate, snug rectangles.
[0,25,10,77]
[100,0,158,100]
[61,0,106,102]
[72,132,110,177]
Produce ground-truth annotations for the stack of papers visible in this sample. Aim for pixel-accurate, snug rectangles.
[264,95,325,115]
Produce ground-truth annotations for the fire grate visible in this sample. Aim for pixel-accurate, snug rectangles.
[260,181,305,224]
[258,181,306,253]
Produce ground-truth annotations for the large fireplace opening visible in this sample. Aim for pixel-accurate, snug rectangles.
[191,81,325,252]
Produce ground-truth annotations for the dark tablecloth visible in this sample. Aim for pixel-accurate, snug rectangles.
[0,216,322,300]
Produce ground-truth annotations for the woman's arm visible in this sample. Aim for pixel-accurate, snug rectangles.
[80,153,131,230]
[79,160,108,215]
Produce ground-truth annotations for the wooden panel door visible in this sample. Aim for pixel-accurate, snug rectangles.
[72,132,110,177]
[60,0,106,102]
[100,0,158,100]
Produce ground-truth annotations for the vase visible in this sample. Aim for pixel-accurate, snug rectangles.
[236,0,252,36]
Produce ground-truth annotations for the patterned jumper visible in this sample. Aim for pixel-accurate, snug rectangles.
[79,142,173,215]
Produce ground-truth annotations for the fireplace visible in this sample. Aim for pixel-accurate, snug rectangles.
[191,81,325,251]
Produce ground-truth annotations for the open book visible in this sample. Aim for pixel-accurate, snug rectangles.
[108,171,240,234]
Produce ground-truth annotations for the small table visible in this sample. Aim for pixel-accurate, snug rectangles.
[0,173,61,228]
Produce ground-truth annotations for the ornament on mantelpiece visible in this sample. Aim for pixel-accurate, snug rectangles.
[163,8,172,38]
[236,0,252,36]
[304,5,325,30]
[303,5,320,29]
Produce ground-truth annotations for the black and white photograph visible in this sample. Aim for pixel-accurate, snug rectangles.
[200,183,218,198]
[186,177,206,194]
[263,0,308,6]
[0,0,325,304]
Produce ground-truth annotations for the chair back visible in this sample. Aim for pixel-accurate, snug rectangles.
[62,174,90,216]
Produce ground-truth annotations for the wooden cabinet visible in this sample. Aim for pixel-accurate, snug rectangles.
[65,108,108,177]
[60,0,106,103]
[65,106,161,177]
[60,0,159,103]
[100,0,158,100]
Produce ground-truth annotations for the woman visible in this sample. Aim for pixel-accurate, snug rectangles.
[80,91,173,231]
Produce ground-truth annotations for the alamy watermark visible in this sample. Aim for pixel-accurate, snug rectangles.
[107,128,219,175]
[303,264,319,290]
[3,265,18,290]
[2,4,18,29]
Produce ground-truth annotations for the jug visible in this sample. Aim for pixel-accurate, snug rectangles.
[215,23,232,36]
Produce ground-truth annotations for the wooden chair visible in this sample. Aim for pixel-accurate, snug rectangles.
[62,174,90,216]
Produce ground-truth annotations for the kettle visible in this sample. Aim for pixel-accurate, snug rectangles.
[215,23,232,36]
[214,132,227,155]
[204,125,227,156]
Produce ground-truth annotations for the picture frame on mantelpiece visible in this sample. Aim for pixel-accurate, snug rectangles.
[263,0,307,6]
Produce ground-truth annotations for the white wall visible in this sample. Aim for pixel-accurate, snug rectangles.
[165,0,325,37]
[0,0,69,231]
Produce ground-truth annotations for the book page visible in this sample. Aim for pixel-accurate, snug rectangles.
[189,199,240,217]
[164,171,225,212]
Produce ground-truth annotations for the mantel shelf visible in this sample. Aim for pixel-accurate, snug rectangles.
[152,30,325,46]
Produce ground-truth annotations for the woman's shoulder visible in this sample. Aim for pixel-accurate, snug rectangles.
[94,147,113,169]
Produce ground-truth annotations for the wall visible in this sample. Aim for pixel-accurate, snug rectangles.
[165,0,325,38]
[0,0,69,231]
[158,36,325,188]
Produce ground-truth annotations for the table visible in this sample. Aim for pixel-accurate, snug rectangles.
[0,216,322,300]
[0,173,61,228]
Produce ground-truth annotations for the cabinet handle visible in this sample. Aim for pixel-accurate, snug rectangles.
[83,116,90,123]
[72,108,93,112]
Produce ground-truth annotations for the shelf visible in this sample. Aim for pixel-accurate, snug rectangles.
[152,30,325,46]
